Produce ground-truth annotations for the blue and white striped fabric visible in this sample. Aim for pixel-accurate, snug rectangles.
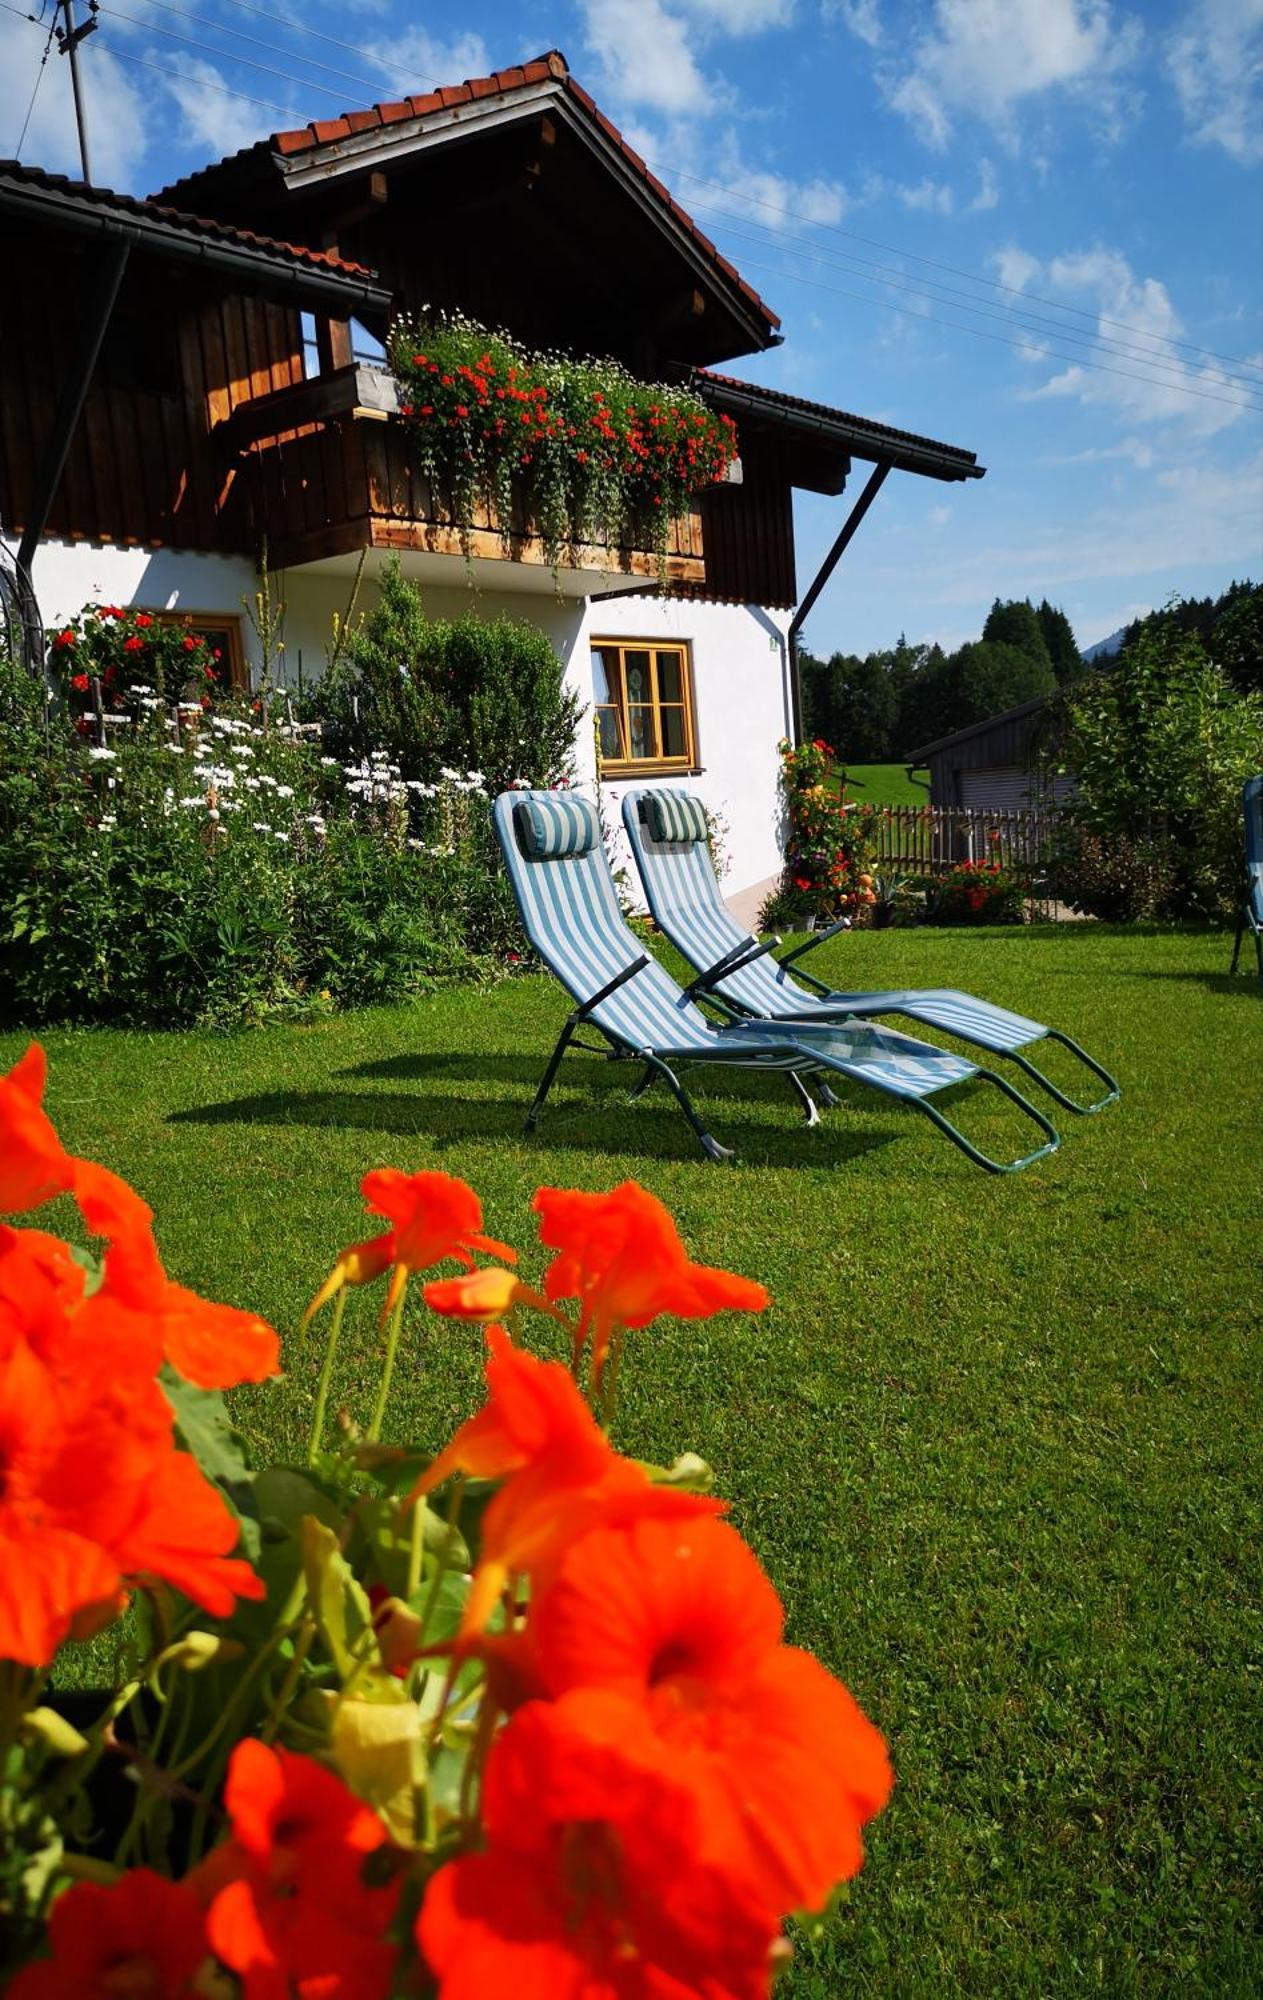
[643,790,710,845]
[514,793,600,858]
[621,788,1049,1056]
[493,789,981,1098]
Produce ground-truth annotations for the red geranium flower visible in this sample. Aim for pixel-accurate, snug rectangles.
[7,1870,209,1998]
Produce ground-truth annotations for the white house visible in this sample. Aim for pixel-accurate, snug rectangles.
[1,51,983,917]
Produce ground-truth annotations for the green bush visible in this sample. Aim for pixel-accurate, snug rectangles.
[0,650,520,1029]
[1046,620,1263,921]
[313,559,581,795]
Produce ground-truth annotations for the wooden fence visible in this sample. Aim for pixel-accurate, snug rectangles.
[871,806,1055,879]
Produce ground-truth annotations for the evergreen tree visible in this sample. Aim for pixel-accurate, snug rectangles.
[1209,581,1263,697]
[945,639,1057,729]
[896,643,953,754]
[981,598,1055,678]
[1036,598,1082,682]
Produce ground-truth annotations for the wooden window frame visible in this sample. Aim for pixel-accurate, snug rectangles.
[152,611,247,692]
[591,639,699,778]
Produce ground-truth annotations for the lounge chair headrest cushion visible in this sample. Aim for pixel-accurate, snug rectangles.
[643,790,709,845]
[515,793,601,859]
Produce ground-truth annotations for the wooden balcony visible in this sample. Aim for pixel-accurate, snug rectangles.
[219,364,706,586]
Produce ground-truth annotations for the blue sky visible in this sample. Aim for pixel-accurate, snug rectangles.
[4,0,1261,656]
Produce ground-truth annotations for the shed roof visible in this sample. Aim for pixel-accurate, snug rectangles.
[695,371,984,484]
[908,690,1055,763]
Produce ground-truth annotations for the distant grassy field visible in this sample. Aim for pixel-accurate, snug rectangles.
[832,763,931,806]
[15,923,1261,1996]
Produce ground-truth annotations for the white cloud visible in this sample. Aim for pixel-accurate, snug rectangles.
[578,0,712,113]
[646,122,850,229]
[885,0,1143,150]
[1049,438,1158,468]
[968,157,1000,210]
[676,0,795,29]
[362,29,489,92]
[928,503,952,526]
[1008,244,1258,434]
[1,12,151,189]
[993,245,1043,293]
[162,58,280,160]
[829,0,884,45]
[896,175,955,213]
[1166,0,1263,164]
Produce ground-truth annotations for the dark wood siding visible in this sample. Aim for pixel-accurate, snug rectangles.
[695,432,795,608]
[0,227,302,555]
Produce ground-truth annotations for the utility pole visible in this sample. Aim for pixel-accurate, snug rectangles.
[54,0,99,185]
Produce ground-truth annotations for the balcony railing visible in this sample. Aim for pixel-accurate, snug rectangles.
[218,364,706,585]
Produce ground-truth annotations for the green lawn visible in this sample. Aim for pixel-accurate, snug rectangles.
[9,925,1260,1996]
[832,762,931,805]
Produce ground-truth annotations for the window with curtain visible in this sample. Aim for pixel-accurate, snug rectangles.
[590,641,697,775]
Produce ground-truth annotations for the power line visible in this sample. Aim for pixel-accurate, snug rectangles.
[107,0,396,102]
[649,157,1263,380]
[727,252,1262,414]
[206,0,426,92]
[681,200,1263,401]
[106,37,293,115]
[100,4,354,102]
[12,6,57,156]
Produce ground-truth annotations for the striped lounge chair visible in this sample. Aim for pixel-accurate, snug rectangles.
[1230,773,1263,981]
[622,786,1119,1117]
[494,788,1060,1173]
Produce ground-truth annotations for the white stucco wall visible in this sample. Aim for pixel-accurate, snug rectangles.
[6,538,264,672]
[14,537,792,902]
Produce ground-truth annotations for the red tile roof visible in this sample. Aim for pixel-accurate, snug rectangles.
[0,157,378,280]
[154,51,779,338]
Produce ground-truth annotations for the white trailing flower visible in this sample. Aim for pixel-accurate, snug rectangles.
[88,746,117,762]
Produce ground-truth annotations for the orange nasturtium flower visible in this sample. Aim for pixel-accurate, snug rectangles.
[305,1168,516,1326]
[6,1869,210,1999]
[530,1513,894,1917]
[418,1691,779,2000]
[0,1046,269,1666]
[195,1739,400,2000]
[533,1180,769,1382]
[405,1327,721,1642]
[422,1264,553,1322]
[0,1044,281,1391]
[0,1044,75,1215]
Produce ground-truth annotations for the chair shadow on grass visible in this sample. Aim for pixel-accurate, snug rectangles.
[1138,969,1260,998]
[166,1049,924,1169]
